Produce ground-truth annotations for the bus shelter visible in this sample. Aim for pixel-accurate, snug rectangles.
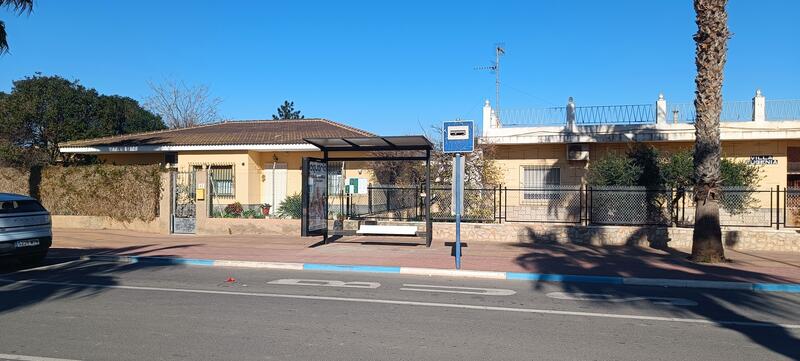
[301,135,433,246]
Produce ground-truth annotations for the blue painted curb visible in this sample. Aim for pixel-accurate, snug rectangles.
[81,255,800,293]
[506,272,624,285]
[752,283,800,293]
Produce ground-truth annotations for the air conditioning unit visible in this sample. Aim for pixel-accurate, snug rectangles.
[567,144,589,161]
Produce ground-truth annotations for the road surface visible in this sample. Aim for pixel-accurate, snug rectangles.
[1,258,799,360]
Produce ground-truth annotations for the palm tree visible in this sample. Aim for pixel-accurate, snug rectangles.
[691,0,729,263]
[0,0,33,54]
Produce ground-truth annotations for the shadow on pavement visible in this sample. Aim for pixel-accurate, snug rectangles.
[515,227,800,359]
[0,244,198,316]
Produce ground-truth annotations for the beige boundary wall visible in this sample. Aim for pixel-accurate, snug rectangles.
[196,218,300,236]
[432,222,800,253]
[51,215,163,234]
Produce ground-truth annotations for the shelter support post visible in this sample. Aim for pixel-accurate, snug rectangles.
[425,149,432,247]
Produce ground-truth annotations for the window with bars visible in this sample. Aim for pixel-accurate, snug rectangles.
[209,165,235,197]
[521,166,560,201]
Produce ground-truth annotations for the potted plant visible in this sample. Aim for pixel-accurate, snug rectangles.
[224,202,244,218]
[260,203,272,216]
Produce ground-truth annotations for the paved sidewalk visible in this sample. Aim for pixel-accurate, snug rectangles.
[50,228,800,284]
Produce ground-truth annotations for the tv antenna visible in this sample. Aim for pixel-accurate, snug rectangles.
[475,43,505,117]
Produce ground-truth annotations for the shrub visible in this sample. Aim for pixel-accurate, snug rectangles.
[242,209,261,219]
[589,144,764,215]
[224,202,244,217]
[587,152,641,186]
[277,193,302,219]
[0,164,163,222]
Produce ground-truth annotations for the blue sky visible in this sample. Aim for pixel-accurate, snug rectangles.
[1,1,798,135]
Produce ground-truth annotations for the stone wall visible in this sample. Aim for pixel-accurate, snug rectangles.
[51,215,162,234]
[432,222,800,252]
[197,218,300,236]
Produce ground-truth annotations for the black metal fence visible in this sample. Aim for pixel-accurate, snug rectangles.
[339,184,800,229]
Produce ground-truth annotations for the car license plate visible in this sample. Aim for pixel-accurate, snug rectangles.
[15,239,40,248]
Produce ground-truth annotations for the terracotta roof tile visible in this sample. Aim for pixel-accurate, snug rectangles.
[60,119,374,148]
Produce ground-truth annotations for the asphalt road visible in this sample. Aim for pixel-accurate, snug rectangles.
[1,258,799,361]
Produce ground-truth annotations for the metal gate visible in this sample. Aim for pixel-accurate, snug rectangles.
[172,171,197,234]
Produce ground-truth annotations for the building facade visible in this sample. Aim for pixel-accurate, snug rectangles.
[59,119,374,211]
[481,91,800,190]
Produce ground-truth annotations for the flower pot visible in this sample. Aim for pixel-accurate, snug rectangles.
[261,207,271,216]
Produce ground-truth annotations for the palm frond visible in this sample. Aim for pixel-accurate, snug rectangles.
[0,0,34,14]
[0,0,33,54]
[0,20,8,54]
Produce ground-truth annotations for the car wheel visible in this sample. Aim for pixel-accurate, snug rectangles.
[21,251,48,266]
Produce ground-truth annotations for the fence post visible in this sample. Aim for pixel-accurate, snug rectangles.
[588,186,593,225]
[681,190,686,225]
[504,186,508,223]
[368,184,373,215]
[777,185,781,230]
[493,186,498,223]
[784,187,789,229]
[579,184,584,226]
[669,188,674,227]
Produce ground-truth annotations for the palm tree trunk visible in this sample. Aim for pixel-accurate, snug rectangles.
[691,0,729,263]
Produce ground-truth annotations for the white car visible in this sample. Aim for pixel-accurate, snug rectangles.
[0,193,52,265]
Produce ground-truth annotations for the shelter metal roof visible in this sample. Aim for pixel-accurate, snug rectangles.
[304,135,433,152]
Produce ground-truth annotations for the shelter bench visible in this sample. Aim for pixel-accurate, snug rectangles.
[356,224,418,236]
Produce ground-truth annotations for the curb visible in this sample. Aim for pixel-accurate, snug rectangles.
[80,255,800,293]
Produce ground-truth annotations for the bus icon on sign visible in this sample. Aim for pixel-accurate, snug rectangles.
[443,120,474,153]
[448,126,469,140]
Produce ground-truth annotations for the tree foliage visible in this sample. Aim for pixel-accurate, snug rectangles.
[144,79,222,129]
[588,144,762,216]
[0,74,165,166]
[272,100,304,120]
[369,126,501,187]
[586,151,641,186]
[0,0,33,54]
[589,145,761,190]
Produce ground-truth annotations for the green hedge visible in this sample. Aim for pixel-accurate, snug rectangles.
[0,164,163,222]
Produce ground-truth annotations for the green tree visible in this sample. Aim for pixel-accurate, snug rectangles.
[0,0,32,54]
[272,100,304,120]
[662,149,695,189]
[0,74,165,166]
[96,95,164,137]
[628,144,663,189]
[587,151,642,186]
[691,0,730,263]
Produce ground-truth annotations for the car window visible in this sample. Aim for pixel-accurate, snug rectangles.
[0,200,47,214]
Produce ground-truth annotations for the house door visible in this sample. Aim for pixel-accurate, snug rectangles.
[171,170,196,234]
[264,163,288,210]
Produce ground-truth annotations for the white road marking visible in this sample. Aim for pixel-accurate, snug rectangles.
[0,353,81,361]
[400,284,516,296]
[268,279,381,289]
[546,292,698,306]
[1,278,798,329]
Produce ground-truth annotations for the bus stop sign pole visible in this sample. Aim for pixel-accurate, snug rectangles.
[454,153,464,270]
[442,120,473,270]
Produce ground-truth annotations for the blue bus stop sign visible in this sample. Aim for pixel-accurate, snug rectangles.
[443,120,474,154]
